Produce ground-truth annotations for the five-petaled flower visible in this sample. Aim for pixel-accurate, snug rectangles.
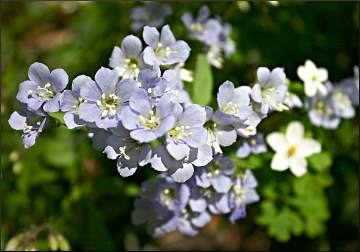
[266,121,321,177]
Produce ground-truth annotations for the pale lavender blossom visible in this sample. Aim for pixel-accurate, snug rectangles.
[132,175,211,237]
[162,67,191,104]
[151,144,212,183]
[164,103,208,161]
[305,82,341,129]
[109,35,149,79]
[143,25,190,66]
[236,133,267,158]
[204,106,237,154]
[16,62,68,113]
[8,108,49,148]
[60,75,92,129]
[214,81,260,137]
[182,6,222,45]
[120,89,177,143]
[103,123,152,177]
[194,155,234,194]
[78,67,137,129]
[228,170,260,223]
[130,2,172,32]
[137,69,167,102]
[250,67,288,115]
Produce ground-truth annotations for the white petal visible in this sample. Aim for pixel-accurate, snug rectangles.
[271,152,289,171]
[289,157,307,177]
[297,65,309,81]
[286,121,304,145]
[316,82,327,95]
[266,132,288,152]
[305,60,317,73]
[304,82,317,97]
[297,139,321,157]
[317,68,328,82]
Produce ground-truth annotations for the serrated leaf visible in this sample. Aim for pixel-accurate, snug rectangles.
[192,53,213,105]
[308,152,332,172]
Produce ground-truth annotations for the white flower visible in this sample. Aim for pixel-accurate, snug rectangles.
[297,60,328,97]
[266,121,321,177]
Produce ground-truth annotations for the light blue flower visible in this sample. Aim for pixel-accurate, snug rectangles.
[228,170,260,223]
[103,123,152,177]
[60,75,92,129]
[78,67,137,129]
[130,2,172,32]
[250,67,288,115]
[109,35,149,79]
[182,6,222,45]
[236,133,267,158]
[16,62,68,113]
[120,89,177,143]
[143,25,190,66]
[8,108,49,148]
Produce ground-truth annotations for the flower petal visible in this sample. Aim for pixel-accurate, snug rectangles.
[297,139,321,157]
[289,157,307,177]
[270,152,289,171]
[266,132,288,152]
[285,121,304,145]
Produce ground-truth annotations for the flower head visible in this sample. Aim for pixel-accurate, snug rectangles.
[182,6,222,45]
[121,89,177,143]
[60,75,92,129]
[250,67,288,115]
[78,67,137,129]
[16,62,68,113]
[8,109,49,148]
[305,82,341,129]
[297,60,328,97]
[266,121,321,176]
[143,25,190,66]
[103,123,152,177]
[130,2,172,32]
[228,170,260,223]
[236,133,267,158]
[109,35,149,79]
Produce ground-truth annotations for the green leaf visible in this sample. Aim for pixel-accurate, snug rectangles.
[308,152,332,172]
[48,112,65,125]
[192,53,213,105]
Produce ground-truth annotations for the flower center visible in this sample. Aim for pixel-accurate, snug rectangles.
[250,139,257,146]
[168,125,191,139]
[72,97,84,111]
[96,93,120,117]
[36,83,55,100]
[191,22,204,33]
[207,163,220,177]
[138,110,160,130]
[221,101,240,116]
[124,58,140,77]
[154,42,175,61]
[233,185,243,198]
[288,145,297,157]
[119,146,130,160]
[333,90,352,109]
[161,188,176,207]
[311,75,318,82]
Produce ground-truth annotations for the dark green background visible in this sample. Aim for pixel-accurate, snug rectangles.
[1,1,358,250]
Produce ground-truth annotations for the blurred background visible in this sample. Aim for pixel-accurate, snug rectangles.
[1,1,358,251]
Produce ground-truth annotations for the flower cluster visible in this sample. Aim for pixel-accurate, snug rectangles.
[8,3,359,239]
[182,6,235,68]
[298,60,359,129]
[132,156,259,236]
